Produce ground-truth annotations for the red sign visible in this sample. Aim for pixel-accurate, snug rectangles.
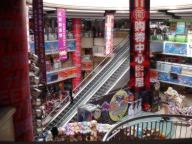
[105,13,114,55]
[33,0,47,84]
[129,0,150,94]
[72,19,81,90]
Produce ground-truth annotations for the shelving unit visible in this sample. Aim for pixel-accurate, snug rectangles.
[151,40,192,89]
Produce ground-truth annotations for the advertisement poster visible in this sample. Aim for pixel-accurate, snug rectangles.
[91,88,135,124]
[129,0,150,96]
[67,39,76,51]
[57,9,67,61]
[33,0,47,83]
[105,12,114,55]
[176,22,185,35]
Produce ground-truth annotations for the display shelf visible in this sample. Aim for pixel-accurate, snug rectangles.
[46,51,59,55]
[161,52,191,58]
[157,61,192,69]
[47,75,77,85]
[159,80,192,88]
[156,69,192,77]
[47,66,75,75]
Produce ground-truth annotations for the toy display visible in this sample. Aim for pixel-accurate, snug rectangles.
[45,120,113,142]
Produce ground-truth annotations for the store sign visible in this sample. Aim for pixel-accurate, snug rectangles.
[105,13,114,55]
[129,0,150,93]
[57,9,67,61]
[33,0,47,83]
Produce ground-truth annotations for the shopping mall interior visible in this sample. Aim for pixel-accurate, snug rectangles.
[0,0,192,143]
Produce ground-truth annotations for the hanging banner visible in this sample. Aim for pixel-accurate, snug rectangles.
[57,9,67,61]
[72,19,81,90]
[105,12,114,55]
[33,0,46,83]
[129,0,150,95]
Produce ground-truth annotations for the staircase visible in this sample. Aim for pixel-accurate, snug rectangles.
[44,39,130,131]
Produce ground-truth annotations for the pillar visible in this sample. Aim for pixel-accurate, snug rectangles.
[72,18,81,90]
[0,0,33,141]
[129,0,150,99]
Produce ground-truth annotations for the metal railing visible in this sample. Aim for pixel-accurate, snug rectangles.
[103,114,192,142]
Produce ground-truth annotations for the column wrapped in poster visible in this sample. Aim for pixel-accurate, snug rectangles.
[72,19,81,90]
[129,0,150,96]
[33,0,46,83]
[57,9,67,61]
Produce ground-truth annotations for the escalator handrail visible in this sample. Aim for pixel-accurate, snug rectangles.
[55,46,130,128]
[44,41,128,130]
[72,36,129,94]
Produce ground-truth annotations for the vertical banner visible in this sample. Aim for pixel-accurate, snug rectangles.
[105,11,114,55]
[33,0,46,84]
[72,19,81,90]
[57,9,67,61]
[129,0,150,97]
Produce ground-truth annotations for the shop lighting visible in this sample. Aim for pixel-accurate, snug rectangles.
[66,9,105,13]
[168,9,192,13]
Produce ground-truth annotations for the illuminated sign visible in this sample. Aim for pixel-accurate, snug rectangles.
[129,0,150,92]
[105,14,114,55]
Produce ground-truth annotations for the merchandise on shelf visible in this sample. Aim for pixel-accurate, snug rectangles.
[163,41,188,55]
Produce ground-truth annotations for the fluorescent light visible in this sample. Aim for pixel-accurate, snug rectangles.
[175,13,192,16]
[66,9,105,13]
[116,10,129,14]
[150,10,159,13]
[168,9,192,13]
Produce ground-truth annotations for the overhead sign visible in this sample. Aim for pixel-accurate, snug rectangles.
[129,0,150,94]
[57,9,67,61]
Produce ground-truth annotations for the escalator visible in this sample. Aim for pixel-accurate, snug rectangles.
[44,39,130,131]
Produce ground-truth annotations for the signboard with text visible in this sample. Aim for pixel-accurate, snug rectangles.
[33,0,47,83]
[105,13,114,55]
[57,9,67,61]
[129,0,150,96]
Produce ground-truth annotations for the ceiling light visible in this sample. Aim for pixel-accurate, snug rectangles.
[66,9,105,13]
[168,9,192,13]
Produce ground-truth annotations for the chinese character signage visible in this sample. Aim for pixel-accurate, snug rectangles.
[33,0,47,83]
[57,9,67,61]
[72,19,81,90]
[105,12,114,55]
[129,0,150,94]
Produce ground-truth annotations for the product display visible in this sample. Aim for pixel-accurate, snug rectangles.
[45,120,113,142]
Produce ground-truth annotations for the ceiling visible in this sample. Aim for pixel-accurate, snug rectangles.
[27,0,192,20]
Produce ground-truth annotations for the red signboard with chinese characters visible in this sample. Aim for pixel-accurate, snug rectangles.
[33,0,47,83]
[72,19,81,90]
[105,12,114,55]
[129,0,150,95]
[57,9,67,61]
